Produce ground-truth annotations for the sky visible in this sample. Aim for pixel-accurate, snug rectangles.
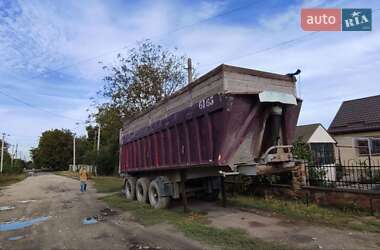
[0,0,379,160]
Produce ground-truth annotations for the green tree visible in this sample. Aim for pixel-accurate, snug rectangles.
[90,107,122,175]
[98,39,189,118]
[292,138,313,163]
[75,135,92,165]
[91,40,190,175]
[292,138,330,187]
[31,129,73,170]
[0,139,16,174]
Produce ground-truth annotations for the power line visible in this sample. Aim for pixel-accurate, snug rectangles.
[0,89,85,123]
[199,7,380,70]
[168,1,260,33]
[2,4,379,123]
[0,1,259,124]
[199,31,319,70]
[8,3,380,84]
[12,1,261,84]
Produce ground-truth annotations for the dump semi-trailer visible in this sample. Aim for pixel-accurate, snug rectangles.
[119,64,302,208]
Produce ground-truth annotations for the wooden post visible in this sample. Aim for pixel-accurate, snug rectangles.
[187,58,192,84]
[221,175,226,207]
[180,170,188,213]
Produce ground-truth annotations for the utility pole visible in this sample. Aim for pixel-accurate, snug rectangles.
[0,133,5,174]
[73,135,76,171]
[118,128,122,174]
[11,144,14,167]
[93,129,97,151]
[15,144,18,161]
[187,58,192,84]
[97,125,101,152]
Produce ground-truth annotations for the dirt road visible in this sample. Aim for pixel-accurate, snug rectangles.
[1,174,380,250]
[192,202,380,250]
[0,174,204,250]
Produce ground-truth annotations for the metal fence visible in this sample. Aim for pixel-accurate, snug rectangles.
[304,163,380,192]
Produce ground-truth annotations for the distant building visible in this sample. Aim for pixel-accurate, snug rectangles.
[328,95,380,164]
[294,123,336,164]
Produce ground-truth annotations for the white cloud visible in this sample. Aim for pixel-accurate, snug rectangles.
[0,0,68,74]
[194,1,227,19]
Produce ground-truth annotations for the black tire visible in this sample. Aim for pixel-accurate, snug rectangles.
[125,177,136,200]
[148,179,170,209]
[136,177,150,203]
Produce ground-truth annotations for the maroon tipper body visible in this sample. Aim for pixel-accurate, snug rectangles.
[119,64,301,208]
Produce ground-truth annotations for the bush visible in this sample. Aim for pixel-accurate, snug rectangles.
[95,147,118,175]
[2,164,23,175]
[307,166,336,188]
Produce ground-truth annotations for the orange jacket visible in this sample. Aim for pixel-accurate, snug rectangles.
[79,168,88,181]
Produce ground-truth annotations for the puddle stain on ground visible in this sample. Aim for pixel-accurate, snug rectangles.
[62,204,73,209]
[129,244,161,250]
[0,206,15,211]
[47,185,68,193]
[0,216,50,232]
[249,221,266,227]
[62,200,73,209]
[82,217,98,225]
[289,234,313,243]
[92,232,111,240]
[129,238,161,250]
[17,200,37,204]
[100,208,117,216]
[82,208,117,225]
[7,235,25,241]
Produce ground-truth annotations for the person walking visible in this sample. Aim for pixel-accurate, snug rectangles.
[79,166,89,192]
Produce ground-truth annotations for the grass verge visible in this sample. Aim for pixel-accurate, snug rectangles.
[101,194,295,250]
[0,174,27,188]
[55,171,124,193]
[91,176,124,193]
[228,195,380,233]
[55,171,78,179]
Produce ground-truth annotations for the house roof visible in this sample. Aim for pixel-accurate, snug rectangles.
[294,123,320,143]
[295,123,336,144]
[328,95,380,135]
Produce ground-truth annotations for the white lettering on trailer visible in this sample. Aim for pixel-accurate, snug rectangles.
[198,96,214,110]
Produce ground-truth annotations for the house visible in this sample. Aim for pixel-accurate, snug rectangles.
[294,123,336,164]
[328,95,380,164]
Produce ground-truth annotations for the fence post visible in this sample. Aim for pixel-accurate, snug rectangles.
[291,162,306,198]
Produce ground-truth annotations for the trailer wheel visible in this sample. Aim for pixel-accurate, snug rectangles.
[148,179,170,209]
[125,177,136,200]
[136,177,150,203]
